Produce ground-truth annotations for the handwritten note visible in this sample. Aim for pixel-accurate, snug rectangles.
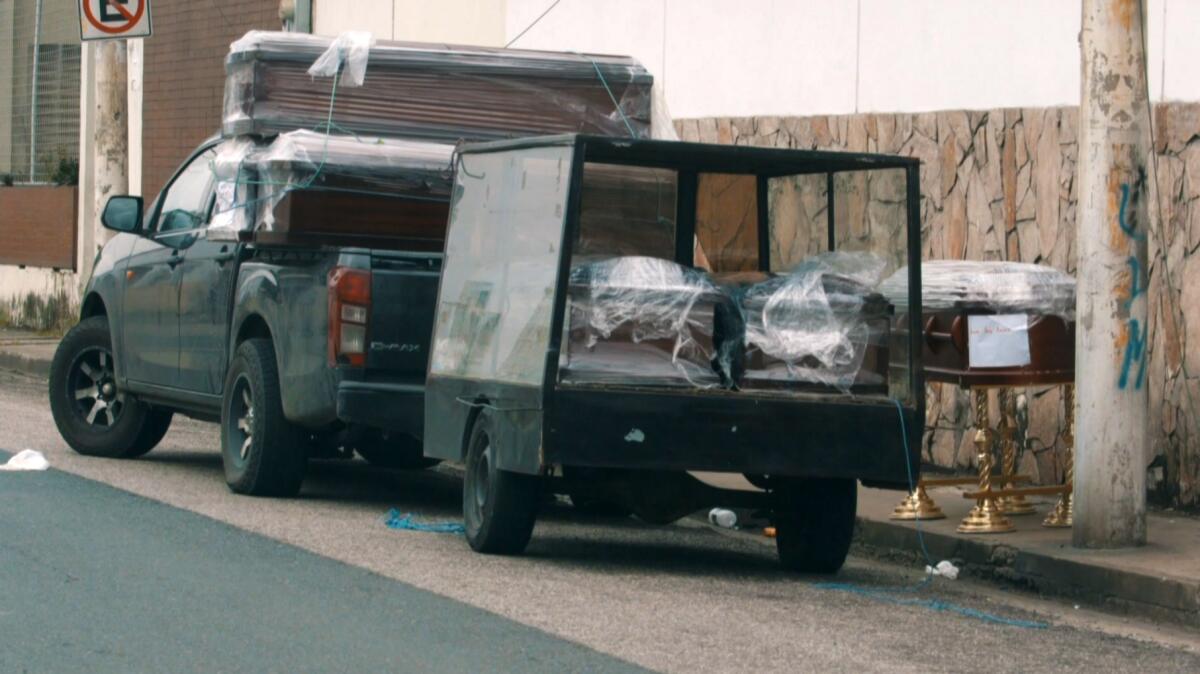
[967,314,1031,368]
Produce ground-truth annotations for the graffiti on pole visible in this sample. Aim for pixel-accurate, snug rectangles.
[1116,174,1148,391]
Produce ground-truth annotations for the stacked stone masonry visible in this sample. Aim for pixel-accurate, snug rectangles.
[676,104,1200,509]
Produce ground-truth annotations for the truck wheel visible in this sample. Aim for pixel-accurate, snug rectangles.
[356,429,441,470]
[773,478,857,574]
[220,339,306,497]
[49,316,171,459]
[463,414,540,554]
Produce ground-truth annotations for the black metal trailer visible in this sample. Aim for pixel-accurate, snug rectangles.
[424,134,923,572]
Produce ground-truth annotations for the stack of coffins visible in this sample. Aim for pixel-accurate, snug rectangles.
[562,257,738,388]
[223,31,653,142]
[729,252,892,393]
[878,261,1076,385]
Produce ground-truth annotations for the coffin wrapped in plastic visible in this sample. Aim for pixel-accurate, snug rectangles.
[561,257,739,388]
[730,252,891,393]
[210,130,455,249]
[223,31,653,142]
[878,260,1076,319]
[879,261,1077,386]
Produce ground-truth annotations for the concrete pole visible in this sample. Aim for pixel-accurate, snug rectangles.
[91,40,128,253]
[1074,0,1150,548]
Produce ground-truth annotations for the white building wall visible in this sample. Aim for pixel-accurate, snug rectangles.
[315,0,1200,119]
[314,0,506,45]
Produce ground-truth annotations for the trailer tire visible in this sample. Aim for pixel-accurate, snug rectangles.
[463,414,540,555]
[220,338,307,497]
[773,478,857,574]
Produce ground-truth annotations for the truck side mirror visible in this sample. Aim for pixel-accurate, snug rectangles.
[101,195,143,233]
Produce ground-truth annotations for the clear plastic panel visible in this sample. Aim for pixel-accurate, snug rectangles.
[767,173,829,270]
[694,173,758,273]
[575,163,676,263]
[430,145,574,386]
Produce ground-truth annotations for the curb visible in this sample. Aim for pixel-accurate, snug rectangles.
[854,516,1200,628]
[0,350,52,378]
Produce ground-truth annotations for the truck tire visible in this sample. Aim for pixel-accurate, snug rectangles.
[49,316,172,459]
[773,478,857,574]
[463,414,540,554]
[220,338,306,497]
[356,429,441,470]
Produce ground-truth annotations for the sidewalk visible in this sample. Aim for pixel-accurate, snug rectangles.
[3,334,1197,627]
[0,328,57,377]
[856,485,1200,628]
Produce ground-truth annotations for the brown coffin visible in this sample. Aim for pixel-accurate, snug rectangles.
[912,310,1075,387]
[224,32,653,142]
[561,286,724,388]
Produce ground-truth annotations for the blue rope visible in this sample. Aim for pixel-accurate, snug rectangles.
[813,581,1049,630]
[384,509,466,535]
[808,399,1049,630]
[582,53,638,138]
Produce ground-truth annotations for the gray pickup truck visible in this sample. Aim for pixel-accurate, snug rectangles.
[49,135,451,496]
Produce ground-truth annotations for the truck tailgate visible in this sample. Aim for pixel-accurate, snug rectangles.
[367,252,441,379]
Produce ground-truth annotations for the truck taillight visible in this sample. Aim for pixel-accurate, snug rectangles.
[329,267,371,367]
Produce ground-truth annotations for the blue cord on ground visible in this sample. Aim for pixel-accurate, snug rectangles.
[810,400,1049,631]
[385,509,466,535]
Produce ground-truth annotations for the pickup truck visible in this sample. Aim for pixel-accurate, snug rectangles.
[49,135,451,496]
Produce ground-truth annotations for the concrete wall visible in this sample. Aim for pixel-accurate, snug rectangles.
[502,0,1200,119]
[676,105,1200,509]
[314,0,507,44]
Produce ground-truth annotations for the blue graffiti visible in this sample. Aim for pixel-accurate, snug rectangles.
[1116,180,1148,391]
[1118,318,1148,390]
[1125,256,1145,309]
[1118,183,1146,241]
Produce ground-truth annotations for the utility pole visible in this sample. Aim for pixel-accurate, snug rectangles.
[91,39,128,252]
[1074,0,1150,548]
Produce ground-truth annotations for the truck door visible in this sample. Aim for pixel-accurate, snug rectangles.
[121,147,217,389]
[176,230,238,394]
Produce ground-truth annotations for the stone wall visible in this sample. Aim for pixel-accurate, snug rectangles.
[676,104,1200,509]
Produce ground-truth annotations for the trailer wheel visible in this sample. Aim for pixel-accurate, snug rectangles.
[220,338,307,497]
[773,478,857,574]
[463,414,540,554]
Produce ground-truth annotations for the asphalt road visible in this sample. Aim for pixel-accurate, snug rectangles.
[1,369,1197,673]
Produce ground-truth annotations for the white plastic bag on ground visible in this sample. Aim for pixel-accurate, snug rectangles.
[0,449,49,471]
[925,560,960,580]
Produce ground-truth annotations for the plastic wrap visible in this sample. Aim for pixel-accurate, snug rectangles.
[209,130,455,234]
[307,31,374,87]
[562,256,737,388]
[733,251,891,393]
[878,260,1076,319]
[223,30,652,142]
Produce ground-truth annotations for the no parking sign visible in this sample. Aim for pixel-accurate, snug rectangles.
[78,0,152,41]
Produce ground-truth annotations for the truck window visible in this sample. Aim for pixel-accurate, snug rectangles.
[575,164,676,263]
[766,169,908,276]
[695,173,758,273]
[156,149,217,234]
